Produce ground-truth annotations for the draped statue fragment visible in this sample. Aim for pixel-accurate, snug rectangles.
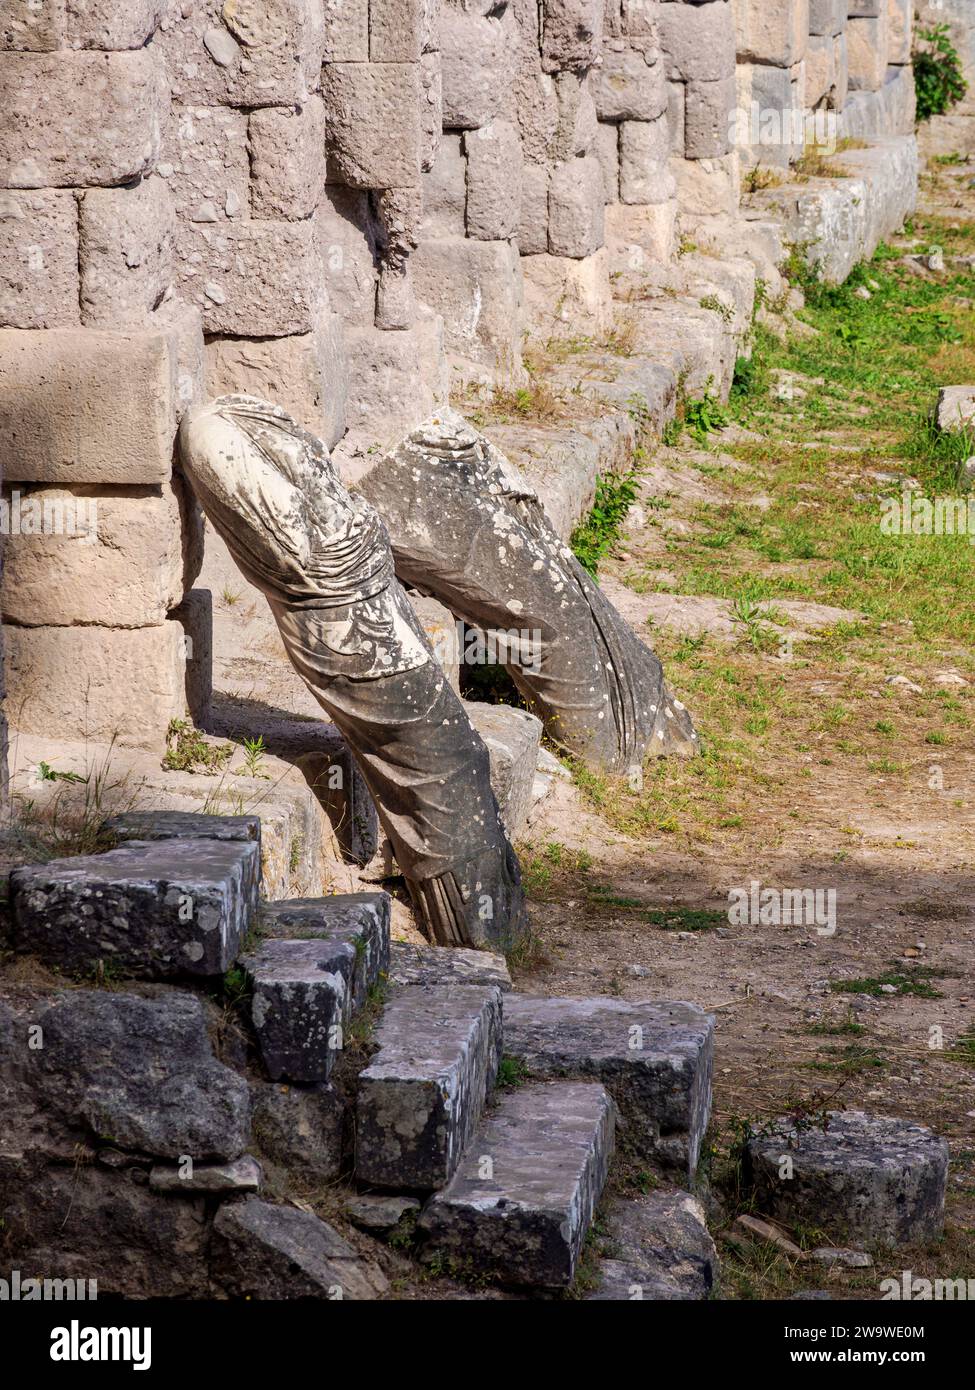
[178,395,525,950]
[357,409,699,781]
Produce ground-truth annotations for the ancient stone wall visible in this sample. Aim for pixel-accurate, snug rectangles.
[0,1,917,753]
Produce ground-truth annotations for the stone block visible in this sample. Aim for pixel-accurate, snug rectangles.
[658,0,736,83]
[341,314,447,443]
[370,0,421,60]
[684,75,735,159]
[251,1079,345,1183]
[746,1111,949,1248]
[17,988,251,1161]
[322,0,369,60]
[518,163,550,255]
[412,237,522,372]
[322,61,421,188]
[887,0,912,67]
[1,0,65,49]
[173,585,213,725]
[0,188,79,329]
[595,38,668,123]
[206,310,348,452]
[587,1191,718,1300]
[594,121,619,203]
[78,177,175,328]
[161,105,249,227]
[464,702,542,841]
[388,940,512,991]
[259,892,391,1007]
[503,996,714,1174]
[409,593,460,689]
[211,1199,389,1299]
[936,385,975,433]
[419,1081,615,1286]
[1,478,196,627]
[735,60,804,168]
[549,155,605,257]
[249,99,326,220]
[355,983,503,1189]
[421,132,467,237]
[104,809,261,845]
[440,6,517,130]
[0,50,167,188]
[11,836,261,977]
[3,620,188,743]
[161,0,324,108]
[805,33,836,110]
[244,939,352,1082]
[833,30,849,112]
[605,199,678,270]
[734,0,808,68]
[541,0,603,73]
[149,1154,262,1193]
[809,0,846,36]
[0,326,177,485]
[847,13,888,91]
[620,116,675,204]
[177,219,325,335]
[464,120,523,241]
[670,150,740,223]
[420,47,443,172]
[522,247,613,339]
[314,187,381,326]
[65,0,164,49]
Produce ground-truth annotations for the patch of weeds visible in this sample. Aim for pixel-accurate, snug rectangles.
[644,906,725,933]
[804,1009,865,1038]
[240,735,269,779]
[914,24,968,123]
[743,164,783,194]
[162,719,233,775]
[945,1028,975,1068]
[806,1043,886,1076]
[700,294,735,325]
[504,925,550,976]
[346,979,389,1051]
[830,966,946,999]
[37,761,85,784]
[571,469,641,575]
[684,389,731,444]
[223,965,251,1009]
[495,1055,530,1089]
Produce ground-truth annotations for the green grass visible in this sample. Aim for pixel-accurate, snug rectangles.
[829,966,946,1000]
[571,469,641,575]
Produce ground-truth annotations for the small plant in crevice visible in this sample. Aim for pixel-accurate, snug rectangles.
[162,719,234,775]
[570,468,641,575]
[914,23,968,123]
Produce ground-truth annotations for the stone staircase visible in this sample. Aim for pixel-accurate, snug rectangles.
[4,810,717,1297]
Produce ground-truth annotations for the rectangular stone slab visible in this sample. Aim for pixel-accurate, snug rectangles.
[10,838,260,978]
[258,893,390,1012]
[419,1081,615,1287]
[103,810,261,846]
[388,941,511,992]
[502,996,713,1177]
[355,984,503,1190]
[243,937,357,1083]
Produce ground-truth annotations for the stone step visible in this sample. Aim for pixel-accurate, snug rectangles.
[388,940,512,992]
[502,996,713,1177]
[355,983,503,1191]
[242,893,390,1083]
[585,1191,718,1301]
[418,1080,615,1288]
[10,837,261,978]
[103,809,261,847]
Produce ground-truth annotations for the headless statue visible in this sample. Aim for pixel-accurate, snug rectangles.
[357,409,699,781]
[178,395,525,951]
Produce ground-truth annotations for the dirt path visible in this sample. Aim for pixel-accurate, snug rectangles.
[516,146,975,1297]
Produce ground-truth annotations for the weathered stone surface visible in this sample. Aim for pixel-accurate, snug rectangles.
[1,480,197,627]
[517,162,550,255]
[78,176,174,328]
[355,984,503,1189]
[464,120,523,241]
[10,837,261,978]
[594,121,619,204]
[1,0,66,50]
[419,1081,615,1286]
[161,0,324,108]
[587,1190,718,1300]
[388,940,512,991]
[847,13,888,92]
[314,187,380,325]
[322,0,369,60]
[669,150,740,223]
[409,592,460,690]
[746,1111,950,1248]
[887,0,912,66]
[2,1164,209,1298]
[249,99,326,220]
[104,809,261,845]
[541,0,602,73]
[735,0,808,68]
[211,1198,389,1299]
[177,219,325,335]
[149,1154,262,1193]
[412,236,522,372]
[24,989,251,1160]
[3,620,188,742]
[684,75,735,160]
[369,0,422,61]
[809,0,846,36]
[0,326,177,485]
[548,154,605,258]
[206,311,348,451]
[341,315,447,440]
[658,0,736,83]
[503,996,714,1174]
[0,50,167,188]
[605,200,678,271]
[65,0,164,49]
[347,1192,420,1235]
[465,702,542,841]
[421,132,467,237]
[258,893,391,1008]
[161,104,249,225]
[936,385,975,433]
[251,1080,345,1183]
[322,61,421,188]
[440,6,517,130]
[244,938,355,1083]
[620,115,674,204]
[0,188,79,329]
[595,40,668,123]
[522,246,614,338]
